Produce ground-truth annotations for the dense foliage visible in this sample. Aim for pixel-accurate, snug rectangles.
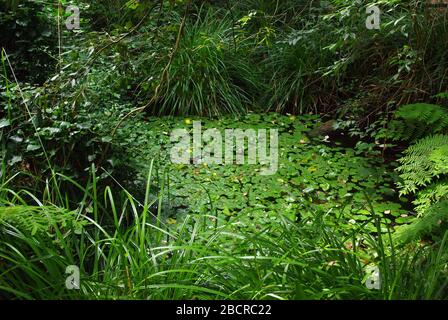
[1,0,447,300]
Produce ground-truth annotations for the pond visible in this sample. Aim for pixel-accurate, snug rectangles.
[116,112,411,234]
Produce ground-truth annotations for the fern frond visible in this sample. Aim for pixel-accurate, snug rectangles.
[388,103,448,141]
[394,200,448,244]
[397,134,448,195]
[414,181,448,215]
[0,206,85,236]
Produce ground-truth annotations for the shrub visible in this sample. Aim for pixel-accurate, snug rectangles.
[135,9,263,116]
[0,0,57,83]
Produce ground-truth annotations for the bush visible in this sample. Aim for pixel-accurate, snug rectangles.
[136,9,262,116]
[0,0,57,83]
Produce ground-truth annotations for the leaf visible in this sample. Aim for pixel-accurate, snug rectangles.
[303,187,315,194]
[9,155,22,165]
[26,144,41,152]
[10,136,23,143]
[125,0,140,10]
[166,218,177,225]
[0,118,10,129]
[320,183,330,191]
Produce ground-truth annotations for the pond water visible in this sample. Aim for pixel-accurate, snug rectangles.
[116,113,412,234]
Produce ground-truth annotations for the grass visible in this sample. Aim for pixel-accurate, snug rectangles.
[141,9,262,117]
[0,164,447,300]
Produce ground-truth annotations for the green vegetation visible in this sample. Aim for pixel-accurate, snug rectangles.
[1,0,447,300]
[1,166,447,299]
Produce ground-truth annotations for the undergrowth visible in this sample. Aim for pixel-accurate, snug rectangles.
[0,166,447,300]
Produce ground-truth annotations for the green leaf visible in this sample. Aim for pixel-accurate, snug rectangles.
[0,118,10,129]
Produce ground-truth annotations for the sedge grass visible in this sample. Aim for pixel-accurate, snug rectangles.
[0,167,447,300]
